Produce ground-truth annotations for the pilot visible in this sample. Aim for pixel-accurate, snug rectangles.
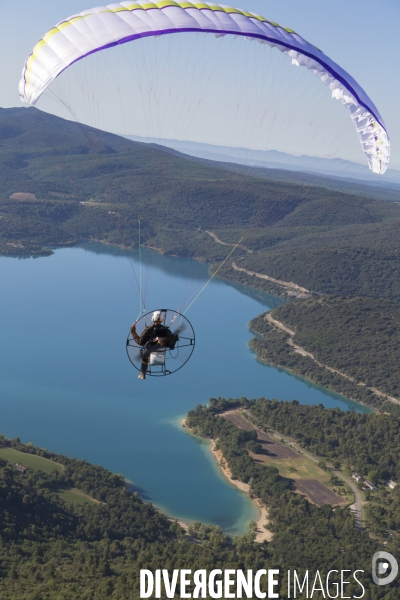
[130,311,178,380]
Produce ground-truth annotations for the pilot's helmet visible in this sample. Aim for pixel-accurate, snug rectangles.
[152,310,165,323]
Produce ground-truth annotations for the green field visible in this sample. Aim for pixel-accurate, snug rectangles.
[58,487,100,505]
[0,447,101,505]
[0,447,64,473]
[259,452,353,504]
[263,454,327,481]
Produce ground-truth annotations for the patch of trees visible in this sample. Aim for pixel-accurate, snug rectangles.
[364,486,400,540]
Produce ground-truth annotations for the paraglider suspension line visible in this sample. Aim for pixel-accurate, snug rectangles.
[183,236,243,315]
[137,218,146,320]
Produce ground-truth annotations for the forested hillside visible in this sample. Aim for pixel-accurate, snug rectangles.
[1,107,400,302]
[0,434,271,599]
[0,107,366,248]
[249,296,400,410]
[227,217,400,300]
[273,296,400,397]
[2,417,398,598]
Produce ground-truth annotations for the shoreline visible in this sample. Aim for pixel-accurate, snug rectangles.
[249,317,383,413]
[252,346,373,413]
[4,238,286,300]
[54,240,388,414]
[87,239,387,414]
[181,418,272,543]
[266,313,400,408]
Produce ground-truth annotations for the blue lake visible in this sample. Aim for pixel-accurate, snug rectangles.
[0,243,368,535]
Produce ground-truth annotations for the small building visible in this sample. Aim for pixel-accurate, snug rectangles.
[14,463,27,474]
[363,480,378,492]
[352,473,363,482]
[386,480,397,490]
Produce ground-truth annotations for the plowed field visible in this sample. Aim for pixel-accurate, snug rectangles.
[294,479,343,506]
[220,410,299,460]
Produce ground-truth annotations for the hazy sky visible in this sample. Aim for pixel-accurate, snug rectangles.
[1,1,399,169]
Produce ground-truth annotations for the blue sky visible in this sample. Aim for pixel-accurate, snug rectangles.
[1,0,399,169]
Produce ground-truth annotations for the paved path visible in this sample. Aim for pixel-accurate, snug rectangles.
[337,473,363,529]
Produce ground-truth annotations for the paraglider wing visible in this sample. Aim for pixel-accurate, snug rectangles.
[19,1,389,174]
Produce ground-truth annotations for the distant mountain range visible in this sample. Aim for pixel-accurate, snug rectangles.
[125,135,400,191]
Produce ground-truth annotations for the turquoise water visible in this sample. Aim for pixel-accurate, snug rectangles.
[0,243,367,534]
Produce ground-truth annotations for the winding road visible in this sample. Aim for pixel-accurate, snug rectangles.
[265,313,400,406]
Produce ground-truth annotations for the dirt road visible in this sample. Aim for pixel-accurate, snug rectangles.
[231,262,311,298]
[265,313,400,406]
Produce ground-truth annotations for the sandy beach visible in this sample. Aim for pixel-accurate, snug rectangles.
[182,418,272,543]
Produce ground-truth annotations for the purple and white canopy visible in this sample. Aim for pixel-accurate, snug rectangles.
[19,1,390,174]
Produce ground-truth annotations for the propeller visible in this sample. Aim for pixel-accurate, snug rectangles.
[172,322,187,336]
[129,350,142,364]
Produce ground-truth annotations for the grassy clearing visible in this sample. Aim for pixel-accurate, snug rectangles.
[81,200,111,207]
[0,448,63,473]
[58,487,101,506]
[259,453,354,505]
[260,454,329,481]
[0,448,102,505]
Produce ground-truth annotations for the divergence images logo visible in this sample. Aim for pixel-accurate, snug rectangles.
[372,552,398,586]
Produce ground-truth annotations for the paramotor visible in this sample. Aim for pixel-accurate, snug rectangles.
[126,309,195,377]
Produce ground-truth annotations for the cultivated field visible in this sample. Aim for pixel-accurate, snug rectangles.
[294,479,343,506]
[0,447,64,473]
[220,410,299,460]
[220,410,347,506]
[9,192,37,201]
[0,447,99,505]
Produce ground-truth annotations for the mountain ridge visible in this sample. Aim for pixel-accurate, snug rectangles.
[125,134,400,191]
[1,106,400,305]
